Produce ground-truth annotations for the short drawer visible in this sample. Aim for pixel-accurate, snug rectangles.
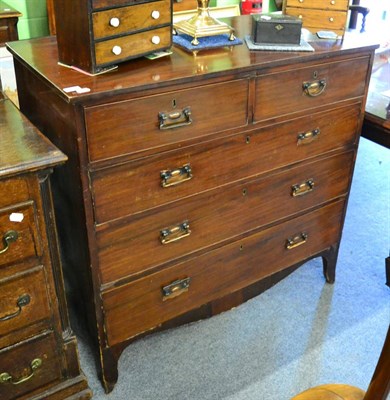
[92,0,145,9]
[85,79,249,162]
[285,0,348,11]
[0,177,30,209]
[0,202,42,268]
[91,103,361,223]
[102,199,345,346]
[94,25,171,66]
[0,266,51,340]
[0,332,61,400]
[254,56,369,122]
[93,0,171,39]
[96,151,354,284]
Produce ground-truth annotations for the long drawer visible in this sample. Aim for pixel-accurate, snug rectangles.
[96,151,354,284]
[91,103,361,223]
[254,56,369,122]
[102,199,345,346]
[85,79,249,162]
[285,0,349,11]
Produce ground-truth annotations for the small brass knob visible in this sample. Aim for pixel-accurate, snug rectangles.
[299,0,304,3]
[112,45,122,55]
[109,17,120,27]
[330,0,335,4]
[151,35,161,45]
[151,10,160,19]
[329,17,334,22]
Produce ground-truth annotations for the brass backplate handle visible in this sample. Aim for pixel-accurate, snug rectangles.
[160,221,191,244]
[0,230,19,255]
[297,128,320,145]
[0,294,31,322]
[302,79,326,97]
[162,277,191,301]
[158,106,192,130]
[292,179,315,197]
[286,233,308,250]
[161,164,193,188]
[0,358,42,385]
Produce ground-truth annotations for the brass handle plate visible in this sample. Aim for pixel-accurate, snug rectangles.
[0,294,31,322]
[302,79,327,97]
[0,358,42,385]
[297,128,320,145]
[0,230,19,255]
[291,179,315,197]
[161,164,193,188]
[160,221,191,244]
[286,233,308,250]
[162,277,191,300]
[158,107,192,130]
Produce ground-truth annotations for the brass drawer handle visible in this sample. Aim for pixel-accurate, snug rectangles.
[0,230,19,255]
[0,358,42,385]
[160,221,191,244]
[162,277,191,301]
[286,233,308,250]
[158,107,192,130]
[297,128,320,145]
[161,164,193,188]
[303,79,327,97]
[0,294,31,322]
[292,179,315,197]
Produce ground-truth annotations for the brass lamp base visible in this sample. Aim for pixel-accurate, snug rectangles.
[173,0,235,46]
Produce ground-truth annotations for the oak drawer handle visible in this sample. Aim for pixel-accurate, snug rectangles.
[158,107,192,130]
[0,230,19,255]
[286,233,308,250]
[291,179,315,197]
[0,294,31,322]
[303,79,326,97]
[161,164,193,188]
[0,358,42,385]
[160,221,191,244]
[297,128,320,145]
[162,277,191,301]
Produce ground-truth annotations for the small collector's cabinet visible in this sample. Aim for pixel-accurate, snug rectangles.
[0,99,91,399]
[53,0,173,74]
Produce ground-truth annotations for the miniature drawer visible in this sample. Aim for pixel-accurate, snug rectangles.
[0,266,51,340]
[85,79,249,162]
[286,0,349,11]
[92,0,171,40]
[102,199,345,345]
[94,25,171,66]
[0,202,42,268]
[91,103,361,223]
[0,177,30,209]
[92,0,147,9]
[96,151,354,284]
[254,56,369,122]
[0,332,61,400]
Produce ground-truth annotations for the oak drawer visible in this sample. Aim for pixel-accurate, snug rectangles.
[0,177,30,209]
[94,25,171,66]
[97,151,354,284]
[0,266,51,340]
[92,0,171,39]
[92,0,146,9]
[102,199,345,345]
[0,332,61,400]
[0,202,42,268]
[85,79,249,162]
[254,57,369,122]
[285,0,349,11]
[91,103,361,223]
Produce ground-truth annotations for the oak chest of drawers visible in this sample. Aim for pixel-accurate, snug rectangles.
[53,0,172,74]
[0,99,91,399]
[7,15,377,393]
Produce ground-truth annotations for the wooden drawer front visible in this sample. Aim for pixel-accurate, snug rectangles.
[254,57,369,122]
[0,203,42,267]
[91,104,360,223]
[0,177,30,209]
[102,199,345,345]
[85,79,249,162]
[94,26,171,65]
[285,8,347,32]
[285,0,348,11]
[97,151,353,284]
[0,266,51,339]
[93,0,171,40]
[92,0,147,9]
[0,332,61,400]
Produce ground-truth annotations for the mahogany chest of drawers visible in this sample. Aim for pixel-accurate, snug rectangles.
[53,0,173,74]
[7,15,377,393]
[0,99,91,399]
